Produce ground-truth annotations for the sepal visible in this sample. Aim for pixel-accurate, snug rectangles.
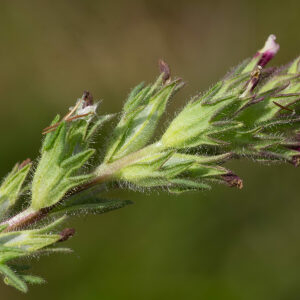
[104,77,182,162]
[32,120,95,209]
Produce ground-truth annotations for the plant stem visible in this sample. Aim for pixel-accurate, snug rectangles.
[1,207,51,233]
[1,142,163,232]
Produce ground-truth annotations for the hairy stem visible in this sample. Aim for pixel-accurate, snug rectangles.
[1,143,162,232]
[1,207,51,233]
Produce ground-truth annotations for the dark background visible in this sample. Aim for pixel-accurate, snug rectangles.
[1,0,300,299]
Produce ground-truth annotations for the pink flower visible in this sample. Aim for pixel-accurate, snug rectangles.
[255,34,280,67]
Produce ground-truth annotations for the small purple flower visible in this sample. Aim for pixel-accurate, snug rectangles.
[255,34,280,68]
[241,35,280,98]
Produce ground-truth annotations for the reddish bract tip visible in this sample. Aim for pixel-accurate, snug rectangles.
[159,59,171,82]
[222,173,243,189]
[18,158,31,170]
[59,228,76,242]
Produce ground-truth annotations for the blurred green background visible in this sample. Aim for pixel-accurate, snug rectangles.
[1,0,300,299]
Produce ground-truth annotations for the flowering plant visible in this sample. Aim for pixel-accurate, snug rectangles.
[0,35,299,292]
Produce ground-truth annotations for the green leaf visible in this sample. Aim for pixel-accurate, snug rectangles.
[42,114,61,151]
[0,231,61,253]
[85,113,115,141]
[61,149,95,170]
[0,246,26,264]
[117,151,231,189]
[104,78,181,162]
[0,162,31,220]
[118,151,173,182]
[237,80,300,126]
[0,225,8,233]
[0,264,28,293]
[161,94,238,148]
[32,120,95,210]
[168,178,211,194]
[35,247,73,255]
[124,82,148,112]
[21,274,45,285]
[36,216,68,234]
[0,264,45,292]
[49,192,133,218]
[287,56,300,74]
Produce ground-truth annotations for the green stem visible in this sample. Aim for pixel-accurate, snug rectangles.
[2,143,163,232]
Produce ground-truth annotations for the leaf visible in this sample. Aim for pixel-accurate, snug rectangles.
[160,160,194,178]
[0,225,8,233]
[124,82,148,112]
[32,120,95,209]
[61,149,95,170]
[161,95,238,148]
[104,78,181,162]
[169,153,232,165]
[0,231,61,253]
[21,274,45,285]
[0,264,45,292]
[85,113,115,141]
[189,81,224,106]
[118,151,173,182]
[36,216,68,234]
[287,56,300,74]
[118,151,231,189]
[42,114,61,151]
[0,246,26,264]
[168,178,211,194]
[49,193,133,218]
[35,247,73,255]
[0,162,31,220]
[0,264,28,293]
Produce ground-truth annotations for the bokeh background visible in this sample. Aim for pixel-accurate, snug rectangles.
[1,0,300,299]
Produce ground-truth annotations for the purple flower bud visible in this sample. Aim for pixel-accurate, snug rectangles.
[255,34,280,68]
[222,173,243,189]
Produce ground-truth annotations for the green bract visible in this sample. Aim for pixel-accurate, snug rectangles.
[31,120,95,210]
[104,75,183,163]
[0,161,31,219]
